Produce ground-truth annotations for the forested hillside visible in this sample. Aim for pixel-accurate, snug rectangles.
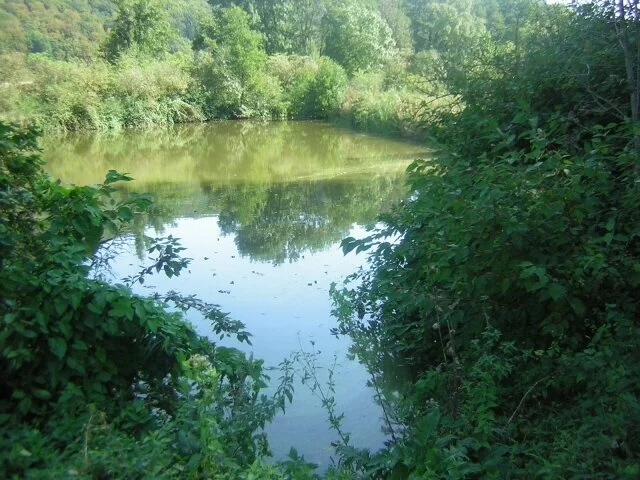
[2,0,639,478]
[0,0,112,59]
[0,0,560,135]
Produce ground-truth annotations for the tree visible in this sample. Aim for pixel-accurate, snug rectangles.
[193,6,276,117]
[102,0,173,62]
[207,0,331,55]
[408,0,489,59]
[322,3,396,75]
[377,0,413,52]
[582,0,640,125]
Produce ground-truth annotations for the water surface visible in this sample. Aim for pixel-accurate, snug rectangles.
[43,121,429,467]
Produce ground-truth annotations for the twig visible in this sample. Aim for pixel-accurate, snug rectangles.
[83,407,95,472]
[507,376,549,425]
[369,372,397,443]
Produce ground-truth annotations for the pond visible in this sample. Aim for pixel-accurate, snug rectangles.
[42,121,429,468]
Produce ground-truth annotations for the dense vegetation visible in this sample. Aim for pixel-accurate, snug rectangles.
[2,0,640,478]
[0,0,377,132]
[0,121,315,478]
[0,0,526,136]
[331,0,640,477]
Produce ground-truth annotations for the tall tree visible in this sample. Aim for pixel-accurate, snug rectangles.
[208,0,331,55]
[322,3,396,75]
[611,0,640,124]
[377,0,413,51]
[102,0,173,62]
[193,6,272,117]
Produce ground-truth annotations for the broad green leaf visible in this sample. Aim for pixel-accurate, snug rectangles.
[32,388,51,400]
[48,337,67,359]
[548,283,566,301]
[569,297,587,316]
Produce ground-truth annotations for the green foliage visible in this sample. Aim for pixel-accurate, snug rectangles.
[322,3,396,76]
[0,53,201,133]
[0,0,456,132]
[4,0,640,477]
[269,55,347,119]
[0,122,302,478]
[335,120,640,477]
[339,72,425,137]
[308,58,348,118]
[0,0,112,60]
[191,6,281,118]
[210,0,331,56]
[102,0,174,63]
[330,1,640,477]
[377,0,413,52]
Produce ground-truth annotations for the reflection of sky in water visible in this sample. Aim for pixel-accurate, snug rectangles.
[106,217,386,468]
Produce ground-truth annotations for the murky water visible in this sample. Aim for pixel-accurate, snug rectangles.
[42,121,429,468]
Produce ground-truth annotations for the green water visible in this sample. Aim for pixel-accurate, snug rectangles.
[42,120,429,467]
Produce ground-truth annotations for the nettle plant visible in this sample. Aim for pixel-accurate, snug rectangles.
[0,122,299,478]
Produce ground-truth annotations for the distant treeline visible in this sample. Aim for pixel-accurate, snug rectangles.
[0,0,554,136]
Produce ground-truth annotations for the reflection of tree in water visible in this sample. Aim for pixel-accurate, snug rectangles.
[44,121,427,187]
[45,121,424,265]
[126,174,406,264]
[213,177,406,264]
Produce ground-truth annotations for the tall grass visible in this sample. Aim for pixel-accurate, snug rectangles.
[337,72,422,138]
[0,53,202,134]
[1,50,444,139]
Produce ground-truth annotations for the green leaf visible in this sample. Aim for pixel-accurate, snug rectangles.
[32,388,51,400]
[18,397,32,414]
[67,356,86,374]
[73,340,89,351]
[117,205,133,221]
[57,320,72,339]
[108,299,134,320]
[605,217,615,231]
[548,283,566,301]
[53,298,68,316]
[569,297,586,316]
[69,291,82,310]
[12,390,26,399]
[104,170,133,185]
[48,337,67,359]
[341,237,359,254]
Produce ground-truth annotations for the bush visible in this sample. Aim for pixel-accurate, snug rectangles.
[0,122,302,478]
[338,72,423,137]
[333,112,640,477]
[269,55,347,119]
[0,53,203,133]
[305,57,348,118]
[190,6,284,119]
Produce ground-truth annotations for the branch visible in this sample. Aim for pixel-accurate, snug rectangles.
[585,84,627,119]
[507,376,549,425]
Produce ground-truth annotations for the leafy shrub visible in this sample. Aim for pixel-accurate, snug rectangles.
[269,55,347,119]
[305,58,348,119]
[0,122,302,478]
[333,116,640,477]
[191,6,284,119]
[338,72,423,137]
